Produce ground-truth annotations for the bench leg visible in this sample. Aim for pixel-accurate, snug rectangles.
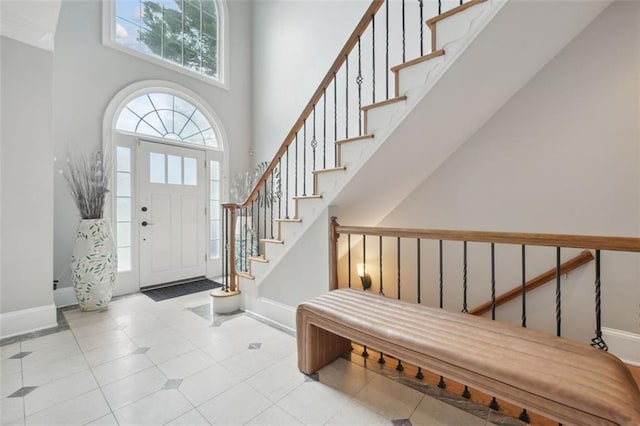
[297,322,352,375]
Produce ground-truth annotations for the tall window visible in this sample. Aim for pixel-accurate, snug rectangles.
[110,0,220,80]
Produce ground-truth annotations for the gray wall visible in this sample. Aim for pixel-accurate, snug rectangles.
[378,1,639,337]
[52,0,253,288]
[250,0,365,164]
[0,37,55,317]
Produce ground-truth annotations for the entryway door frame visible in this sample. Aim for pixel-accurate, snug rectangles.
[103,80,228,296]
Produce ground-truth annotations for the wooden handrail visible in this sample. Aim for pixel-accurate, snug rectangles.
[469,250,594,316]
[231,0,384,210]
[335,225,640,252]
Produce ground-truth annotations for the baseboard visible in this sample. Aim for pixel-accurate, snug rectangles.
[0,304,58,339]
[53,287,77,308]
[245,297,296,333]
[602,327,640,366]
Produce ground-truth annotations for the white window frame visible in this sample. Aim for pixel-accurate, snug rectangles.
[102,0,230,90]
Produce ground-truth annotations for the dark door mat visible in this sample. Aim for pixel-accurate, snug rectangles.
[142,279,222,302]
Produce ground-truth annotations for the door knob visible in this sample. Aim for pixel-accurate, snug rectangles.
[141,221,154,227]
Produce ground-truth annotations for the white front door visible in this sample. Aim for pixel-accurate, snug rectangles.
[138,140,207,288]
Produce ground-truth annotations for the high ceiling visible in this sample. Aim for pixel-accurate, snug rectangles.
[0,0,62,51]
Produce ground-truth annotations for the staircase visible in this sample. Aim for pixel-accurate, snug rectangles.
[223,0,612,330]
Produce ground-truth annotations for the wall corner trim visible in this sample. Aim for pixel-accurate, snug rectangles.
[0,304,58,339]
[602,327,640,366]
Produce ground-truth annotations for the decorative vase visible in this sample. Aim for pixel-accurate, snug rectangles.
[71,219,117,311]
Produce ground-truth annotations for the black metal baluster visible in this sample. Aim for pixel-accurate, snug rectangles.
[323,89,327,169]
[415,238,424,380]
[395,237,403,372]
[521,245,526,328]
[385,0,389,99]
[437,239,446,389]
[357,36,363,136]
[371,13,376,104]
[378,234,385,365]
[362,234,369,358]
[591,250,608,350]
[243,207,248,271]
[462,241,468,313]
[262,186,267,242]
[302,121,307,196]
[256,201,261,257]
[277,160,282,220]
[556,247,562,337]
[345,55,349,138]
[419,0,424,56]
[348,233,352,288]
[402,0,406,63]
[269,180,274,239]
[251,202,255,261]
[488,242,499,411]
[519,244,530,423]
[311,107,317,172]
[285,148,289,219]
[438,0,441,15]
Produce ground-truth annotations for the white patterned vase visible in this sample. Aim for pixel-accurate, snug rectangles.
[71,219,117,311]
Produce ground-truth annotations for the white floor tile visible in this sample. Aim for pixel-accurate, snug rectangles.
[246,404,302,425]
[145,337,197,365]
[85,413,119,425]
[20,342,81,371]
[24,369,98,416]
[127,327,180,347]
[91,353,153,386]
[197,382,272,425]
[25,388,110,425]
[113,389,192,425]
[245,358,306,402]
[1,371,23,398]
[1,358,22,376]
[69,318,120,338]
[165,408,211,425]
[220,347,279,380]
[180,326,227,348]
[157,349,216,379]
[76,330,131,352]
[325,398,391,425]
[277,381,350,425]
[0,342,21,359]
[101,366,167,410]
[178,364,241,406]
[260,332,298,358]
[22,353,89,387]
[354,374,424,420]
[1,396,25,425]
[409,394,486,426]
[20,330,76,352]
[82,339,138,367]
[200,336,249,362]
[318,357,376,397]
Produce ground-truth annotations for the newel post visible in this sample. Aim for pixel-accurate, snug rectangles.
[329,217,340,290]
[223,203,238,292]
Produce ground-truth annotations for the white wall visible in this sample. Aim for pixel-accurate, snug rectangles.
[0,36,57,337]
[250,0,366,164]
[378,1,639,339]
[52,0,253,290]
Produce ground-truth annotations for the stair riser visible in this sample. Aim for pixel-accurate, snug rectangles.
[433,0,490,52]
[364,100,407,135]
[395,55,446,98]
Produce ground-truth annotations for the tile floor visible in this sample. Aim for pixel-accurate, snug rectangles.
[1,290,502,425]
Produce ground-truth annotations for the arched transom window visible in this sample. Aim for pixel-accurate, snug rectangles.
[116,92,219,147]
[111,0,220,80]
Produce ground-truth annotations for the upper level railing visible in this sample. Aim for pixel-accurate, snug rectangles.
[330,218,640,420]
[221,0,477,291]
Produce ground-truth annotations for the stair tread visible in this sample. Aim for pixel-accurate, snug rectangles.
[237,271,254,280]
[275,218,302,223]
[261,238,284,244]
[335,134,374,145]
[426,0,488,28]
[362,96,407,111]
[248,256,268,263]
[391,49,445,73]
[293,195,323,200]
[312,167,347,175]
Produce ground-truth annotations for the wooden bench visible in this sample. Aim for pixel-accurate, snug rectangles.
[296,288,640,426]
